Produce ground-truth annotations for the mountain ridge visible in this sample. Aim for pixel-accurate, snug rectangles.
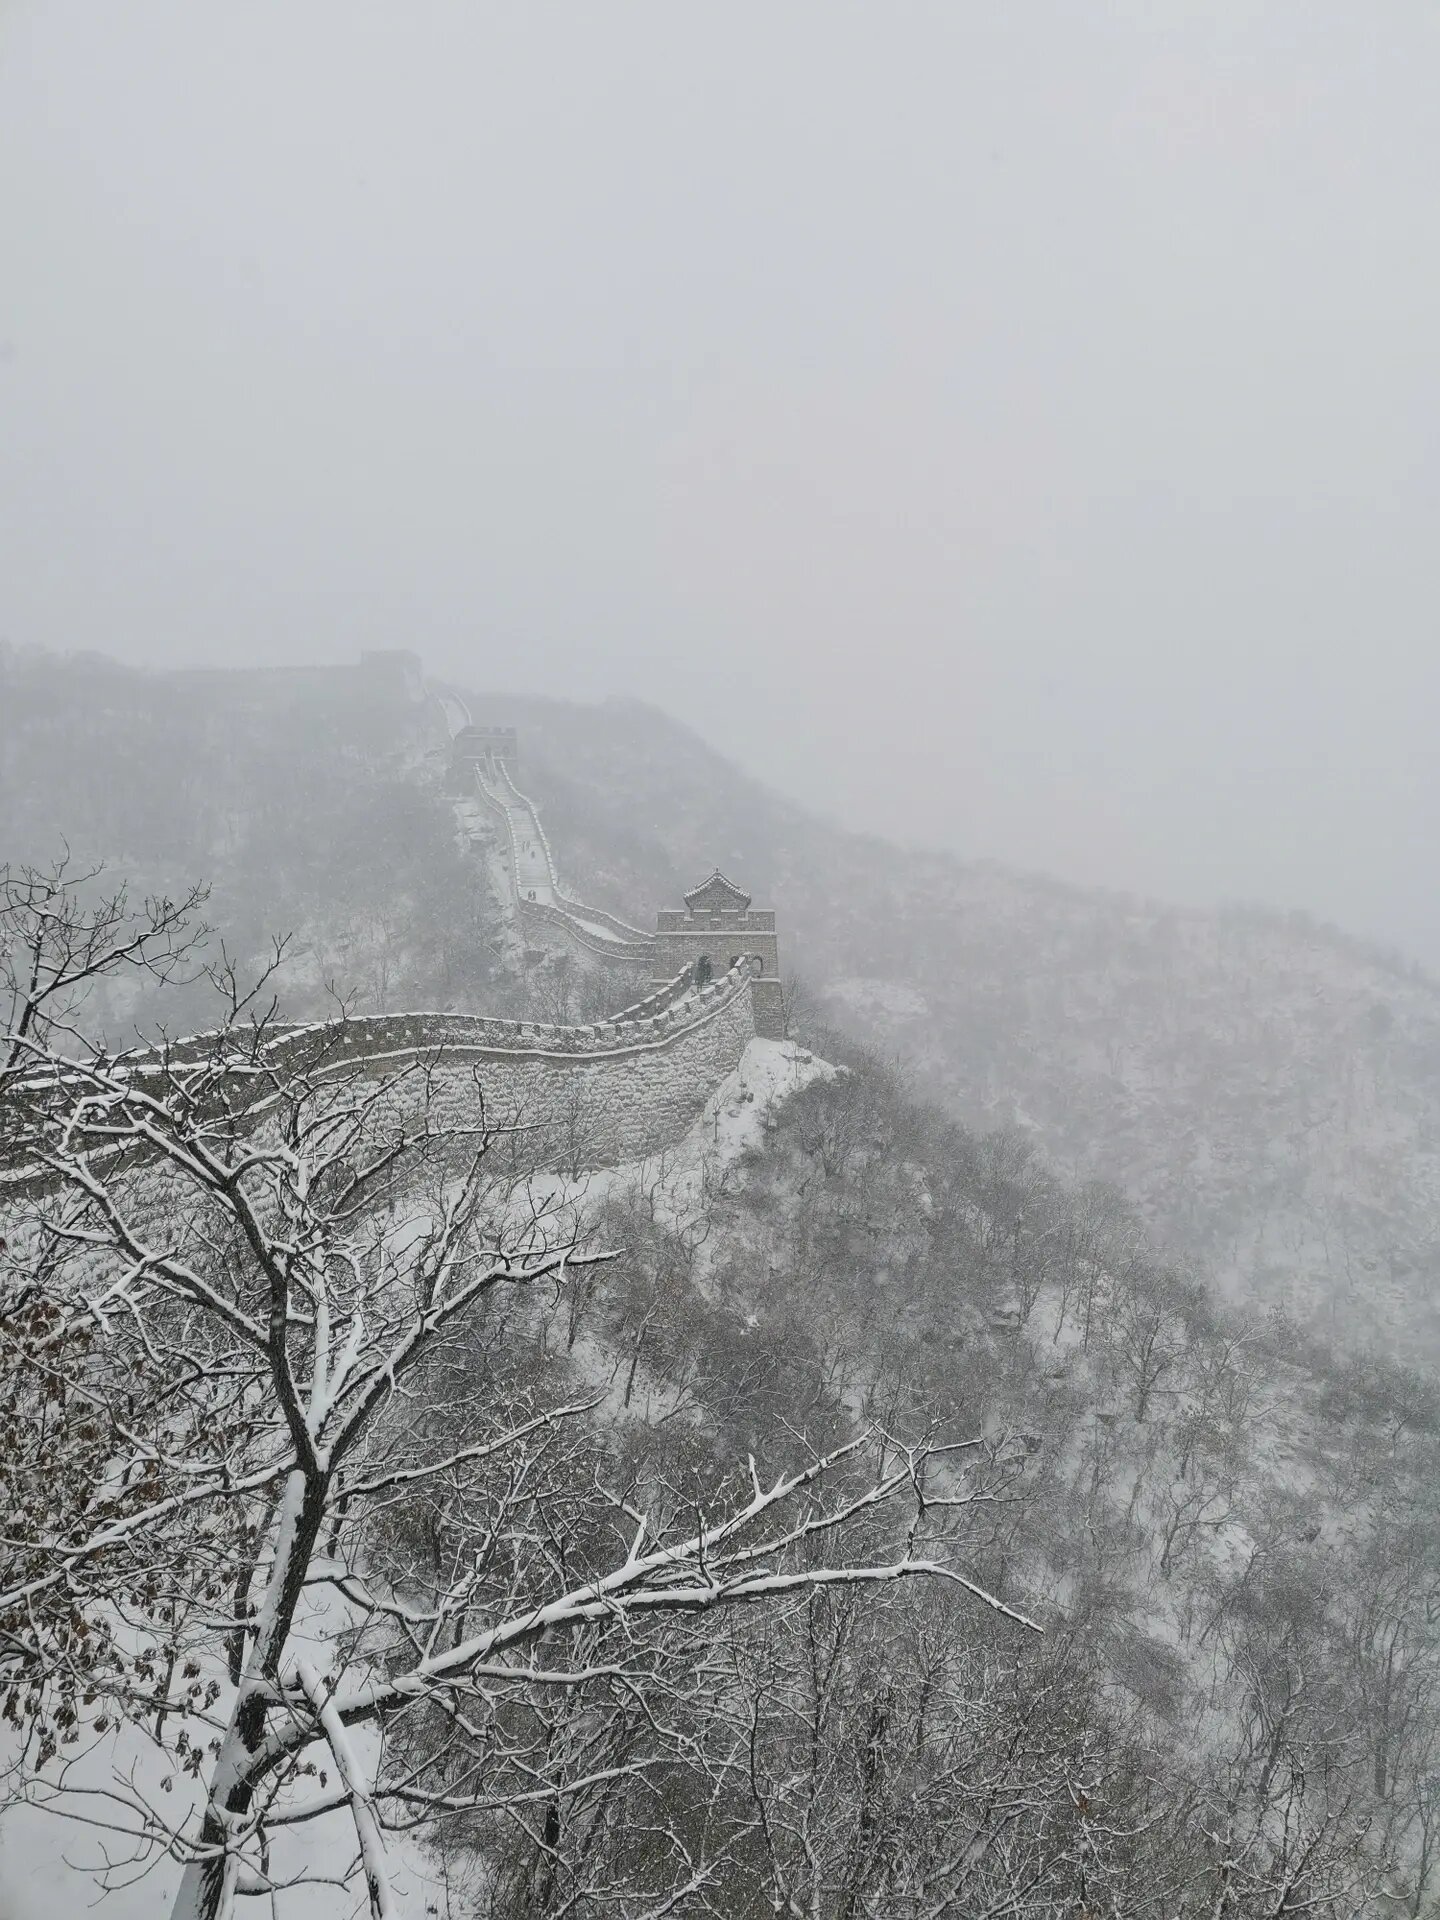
[461,676,1440,1355]
[3,643,1437,1355]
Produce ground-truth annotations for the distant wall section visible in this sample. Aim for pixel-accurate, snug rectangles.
[446,711,786,1039]
[463,753,655,967]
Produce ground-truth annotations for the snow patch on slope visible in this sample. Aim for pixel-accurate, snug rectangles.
[526,1038,837,1234]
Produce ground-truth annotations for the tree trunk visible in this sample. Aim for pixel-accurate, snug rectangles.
[170,1467,327,1920]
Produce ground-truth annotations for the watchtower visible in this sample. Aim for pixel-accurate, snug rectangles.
[653,871,784,1039]
[451,724,520,784]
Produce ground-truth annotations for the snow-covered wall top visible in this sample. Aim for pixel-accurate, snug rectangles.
[468,759,655,965]
[6,962,764,1181]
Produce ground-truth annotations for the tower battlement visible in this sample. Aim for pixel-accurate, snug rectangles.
[452,724,520,783]
[652,870,784,1039]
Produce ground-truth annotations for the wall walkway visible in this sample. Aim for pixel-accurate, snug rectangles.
[437,687,655,968]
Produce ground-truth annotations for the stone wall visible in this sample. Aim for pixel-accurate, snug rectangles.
[652,910,783,1039]
[447,705,788,1061]
[278,964,732,1069]
[517,897,655,968]
[488,761,651,945]
[5,979,761,1208]
[77,960,762,1176]
[419,967,757,1166]
[453,724,520,782]
[283,959,759,1169]
[467,761,656,967]
[456,741,782,1035]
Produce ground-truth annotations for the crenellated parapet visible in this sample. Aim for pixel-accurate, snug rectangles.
[452,723,521,784]
[7,958,766,1182]
[274,954,756,1071]
[459,744,785,1042]
[514,897,656,967]
[442,705,788,1124]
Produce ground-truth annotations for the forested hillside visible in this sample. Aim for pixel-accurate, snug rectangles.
[5,859,1440,1915]
[482,684,1440,1360]
[0,648,505,1026]
[7,649,1440,1914]
[5,641,1439,1357]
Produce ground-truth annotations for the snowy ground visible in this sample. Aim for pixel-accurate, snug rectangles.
[576,1038,835,1221]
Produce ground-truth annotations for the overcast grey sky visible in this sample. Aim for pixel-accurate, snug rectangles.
[3,3,1438,959]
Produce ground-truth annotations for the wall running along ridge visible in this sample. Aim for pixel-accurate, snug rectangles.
[320,957,758,1165]
[6,959,762,1182]
[417,960,758,1166]
[7,679,775,1189]
[386,682,775,1161]
[468,757,655,967]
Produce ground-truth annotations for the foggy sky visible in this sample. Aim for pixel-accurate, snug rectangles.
[3,3,1438,962]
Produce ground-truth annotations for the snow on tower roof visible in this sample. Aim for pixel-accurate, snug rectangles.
[683,870,753,914]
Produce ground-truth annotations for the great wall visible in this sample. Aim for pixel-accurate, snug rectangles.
[1,659,790,1177]
[421,685,786,1161]
[446,707,657,969]
[442,695,782,1005]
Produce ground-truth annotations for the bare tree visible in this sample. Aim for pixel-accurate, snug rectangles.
[1,851,208,1096]
[1,866,1032,1920]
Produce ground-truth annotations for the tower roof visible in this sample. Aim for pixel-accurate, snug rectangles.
[683,870,753,914]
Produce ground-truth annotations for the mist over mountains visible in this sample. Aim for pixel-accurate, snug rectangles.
[9,642,1440,1917]
[5,643,1438,1359]
[7,9,1440,1908]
